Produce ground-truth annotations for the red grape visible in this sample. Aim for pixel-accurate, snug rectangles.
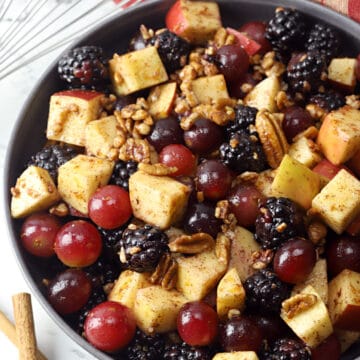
[48,269,91,315]
[196,160,232,200]
[20,212,61,257]
[273,237,316,284]
[177,301,218,346]
[88,185,132,229]
[84,301,136,352]
[54,220,102,267]
[159,144,196,177]
[239,21,271,54]
[227,184,263,228]
[282,106,314,143]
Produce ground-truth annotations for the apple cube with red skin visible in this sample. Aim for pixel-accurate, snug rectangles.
[312,159,349,181]
[328,269,360,332]
[328,58,357,93]
[226,28,261,56]
[46,90,104,147]
[166,0,222,44]
[346,148,360,179]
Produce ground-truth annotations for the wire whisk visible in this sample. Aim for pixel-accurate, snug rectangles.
[0,0,145,80]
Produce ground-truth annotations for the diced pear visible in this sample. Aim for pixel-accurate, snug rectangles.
[328,269,360,331]
[11,166,60,218]
[85,115,119,159]
[328,58,357,93]
[311,169,360,234]
[292,259,328,304]
[109,46,168,96]
[317,106,360,165]
[288,137,323,168]
[271,154,321,210]
[227,226,260,282]
[281,285,333,348]
[212,352,259,360]
[46,90,104,147]
[129,170,190,229]
[177,237,228,300]
[217,268,245,320]
[192,74,229,104]
[244,76,280,112]
[58,154,114,214]
[133,285,188,334]
[148,82,177,119]
[108,270,150,309]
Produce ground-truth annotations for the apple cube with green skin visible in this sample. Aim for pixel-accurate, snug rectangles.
[328,58,357,93]
[244,75,280,112]
[271,154,321,210]
[148,82,177,119]
[317,106,360,165]
[46,90,104,147]
[217,268,245,320]
[212,352,259,360]
[328,269,360,332]
[311,169,360,234]
[58,154,114,215]
[281,285,333,348]
[11,166,60,218]
[109,46,168,96]
[166,0,222,44]
[192,74,229,104]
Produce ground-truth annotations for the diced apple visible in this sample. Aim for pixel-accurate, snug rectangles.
[311,169,360,234]
[109,46,168,96]
[85,115,119,159]
[212,352,259,360]
[312,158,349,181]
[281,285,333,348]
[317,106,360,165]
[292,259,328,304]
[129,170,190,229]
[108,270,150,309]
[288,137,322,169]
[177,237,228,301]
[58,154,114,214]
[328,58,357,93]
[11,166,60,218]
[271,154,321,209]
[226,27,261,56]
[227,226,260,282]
[244,76,280,112]
[328,269,360,332]
[148,82,177,119]
[254,169,276,197]
[217,268,245,320]
[192,74,229,104]
[46,90,104,147]
[133,285,188,334]
[166,0,222,44]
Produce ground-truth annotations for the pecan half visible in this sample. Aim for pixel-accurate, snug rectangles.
[150,253,178,290]
[138,162,178,176]
[282,293,318,319]
[169,233,215,254]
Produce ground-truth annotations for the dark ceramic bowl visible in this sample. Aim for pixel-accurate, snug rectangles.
[4,0,360,359]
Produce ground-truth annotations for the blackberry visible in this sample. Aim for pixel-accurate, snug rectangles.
[119,224,169,272]
[244,269,291,314]
[255,197,305,250]
[163,342,212,360]
[149,29,191,73]
[265,8,306,57]
[286,51,326,94]
[110,160,138,190]
[305,23,340,62]
[27,144,78,183]
[98,226,124,250]
[225,104,258,138]
[219,131,268,174]
[58,45,108,90]
[308,91,345,112]
[261,337,311,360]
[126,329,165,360]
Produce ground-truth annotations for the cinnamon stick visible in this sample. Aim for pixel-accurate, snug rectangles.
[12,293,38,360]
[0,310,47,360]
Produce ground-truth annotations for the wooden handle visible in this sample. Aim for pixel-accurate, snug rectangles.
[12,293,38,360]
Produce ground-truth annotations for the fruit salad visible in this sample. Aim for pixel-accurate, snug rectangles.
[9,0,360,359]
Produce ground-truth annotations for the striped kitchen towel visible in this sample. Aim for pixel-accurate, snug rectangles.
[313,0,360,22]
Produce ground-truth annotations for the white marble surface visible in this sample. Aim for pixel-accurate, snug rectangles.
[0,1,140,359]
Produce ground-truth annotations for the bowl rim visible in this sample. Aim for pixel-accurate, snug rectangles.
[4,0,360,359]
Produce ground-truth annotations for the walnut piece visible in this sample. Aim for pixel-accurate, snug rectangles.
[169,233,215,254]
[138,162,177,176]
[282,293,318,319]
[215,233,231,265]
